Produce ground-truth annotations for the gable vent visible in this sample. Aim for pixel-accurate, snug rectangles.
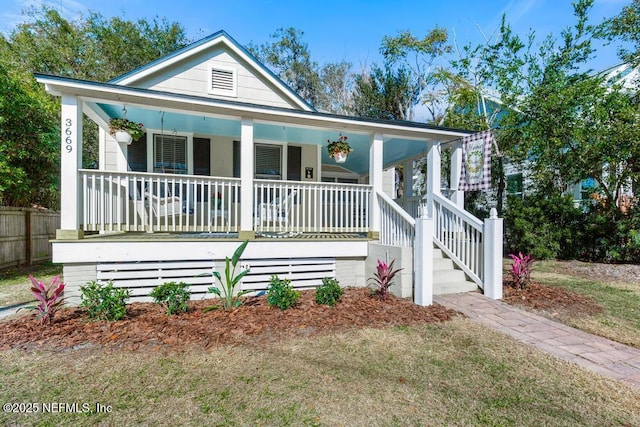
[208,65,237,97]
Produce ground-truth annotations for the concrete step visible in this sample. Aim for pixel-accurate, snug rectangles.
[434,280,479,295]
[432,246,479,295]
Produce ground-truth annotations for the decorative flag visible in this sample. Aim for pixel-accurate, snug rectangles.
[458,129,494,191]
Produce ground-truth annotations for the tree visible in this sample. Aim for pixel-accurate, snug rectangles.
[248,27,353,113]
[379,27,452,122]
[0,62,59,207]
[598,0,640,66]
[248,27,323,107]
[351,62,420,121]
[0,6,190,207]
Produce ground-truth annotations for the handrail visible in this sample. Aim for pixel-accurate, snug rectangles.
[431,192,484,287]
[377,191,415,247]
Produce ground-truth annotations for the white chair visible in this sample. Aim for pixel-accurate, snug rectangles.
[256,189,297,228]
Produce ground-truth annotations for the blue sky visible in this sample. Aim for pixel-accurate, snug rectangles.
[1,0,630,71]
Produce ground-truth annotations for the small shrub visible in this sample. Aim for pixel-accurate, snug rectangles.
[509,252,535,289]
[369,259,402,300]
[206,240,253,310]
[266,275,300,310]
[20,275,66,325]
[80,281,130,321]
[150,281,191,315]
[315,277,344,307]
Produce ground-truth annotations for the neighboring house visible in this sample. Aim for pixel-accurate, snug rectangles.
[36,31,503,305]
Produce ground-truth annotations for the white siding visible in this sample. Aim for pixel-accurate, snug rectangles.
[133,48,299,109]
[63,263,97,305]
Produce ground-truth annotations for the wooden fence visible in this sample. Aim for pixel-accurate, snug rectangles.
[0,207,60,269]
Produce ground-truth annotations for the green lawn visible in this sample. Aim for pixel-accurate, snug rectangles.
[0,263,62,307]
[532,260,640,348]
[1,318,638,426]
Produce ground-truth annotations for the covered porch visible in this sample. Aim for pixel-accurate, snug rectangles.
[38,74,469,241]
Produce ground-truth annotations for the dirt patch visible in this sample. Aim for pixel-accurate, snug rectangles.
[551,260,640,285]
[0,287,456,352]
[503,281,603,317]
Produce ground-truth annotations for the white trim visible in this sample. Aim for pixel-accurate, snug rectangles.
[144,129,194,175]
[52,240,368,263]
[60,95,83,230]
[207,64,237,97]
[36,76,468,142]
[112,34,313,111]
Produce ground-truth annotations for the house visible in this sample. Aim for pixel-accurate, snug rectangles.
[35,31,503,306]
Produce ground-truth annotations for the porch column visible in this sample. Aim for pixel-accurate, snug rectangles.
[56,95,84,240]
[450,141,464,209]
[483,208,503,299]
[239,118,255,239]
[425,141,441,217]
[402,159,413,199]
[368,132,384,239]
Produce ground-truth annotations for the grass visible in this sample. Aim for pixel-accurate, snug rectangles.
[0,263,62,307]
[532,260,640,348]
[1,318,639,426]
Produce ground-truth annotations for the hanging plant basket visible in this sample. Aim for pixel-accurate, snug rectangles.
[114,130,133,145]
[109,118,144,144]
[333,151,348,163]
[327,134,352,163]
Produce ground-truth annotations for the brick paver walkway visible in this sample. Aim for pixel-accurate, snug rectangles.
[434,292,640,388]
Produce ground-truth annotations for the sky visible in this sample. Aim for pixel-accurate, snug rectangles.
[0,0,631,72]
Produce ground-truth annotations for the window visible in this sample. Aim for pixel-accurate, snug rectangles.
[506,173,523,199]
[208,65,237,97]
[193,137,210,176]
[581,177,597,200]
[154,134,187,174]
[255,144,282,180]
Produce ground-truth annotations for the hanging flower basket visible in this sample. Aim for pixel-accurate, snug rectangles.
[327,134,352,163]
[109,118,145,144]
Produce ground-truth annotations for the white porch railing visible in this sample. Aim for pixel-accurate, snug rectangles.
[80,170,240,233]
[378,191,415,247]
[396,195,424,219]
[253,179,371,233]
[431,193,484,287]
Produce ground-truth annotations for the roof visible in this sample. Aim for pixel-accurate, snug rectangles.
[109,30,316,112]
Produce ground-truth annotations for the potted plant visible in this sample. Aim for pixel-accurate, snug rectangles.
[108,118,145,144]
[327,134,352,163]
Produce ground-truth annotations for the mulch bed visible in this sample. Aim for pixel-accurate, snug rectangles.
[503,281,603,317]
[0,288,457,352]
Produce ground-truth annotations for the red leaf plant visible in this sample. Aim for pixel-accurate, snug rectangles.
[20,275,67,325]
[508,252,535,289]
[369,259,402,300]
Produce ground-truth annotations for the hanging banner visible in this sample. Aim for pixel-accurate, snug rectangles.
[458,129,494,191]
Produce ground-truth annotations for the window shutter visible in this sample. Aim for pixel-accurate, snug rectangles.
[154,134,187,174]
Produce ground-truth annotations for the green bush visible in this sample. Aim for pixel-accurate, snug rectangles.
[80,281,130,321]
[581,203,640,263]
[266,275,300,310]
[150,281,191,315]
[314,277,344,307]
[504,192,584,260]
[504,190,640,263]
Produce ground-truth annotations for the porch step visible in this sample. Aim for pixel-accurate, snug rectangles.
[432,248,479,295]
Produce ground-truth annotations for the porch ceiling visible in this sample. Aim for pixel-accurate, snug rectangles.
[37,74,471,175]
[99,104,431,174]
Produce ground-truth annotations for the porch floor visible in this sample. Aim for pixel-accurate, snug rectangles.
[77,231,370,242]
